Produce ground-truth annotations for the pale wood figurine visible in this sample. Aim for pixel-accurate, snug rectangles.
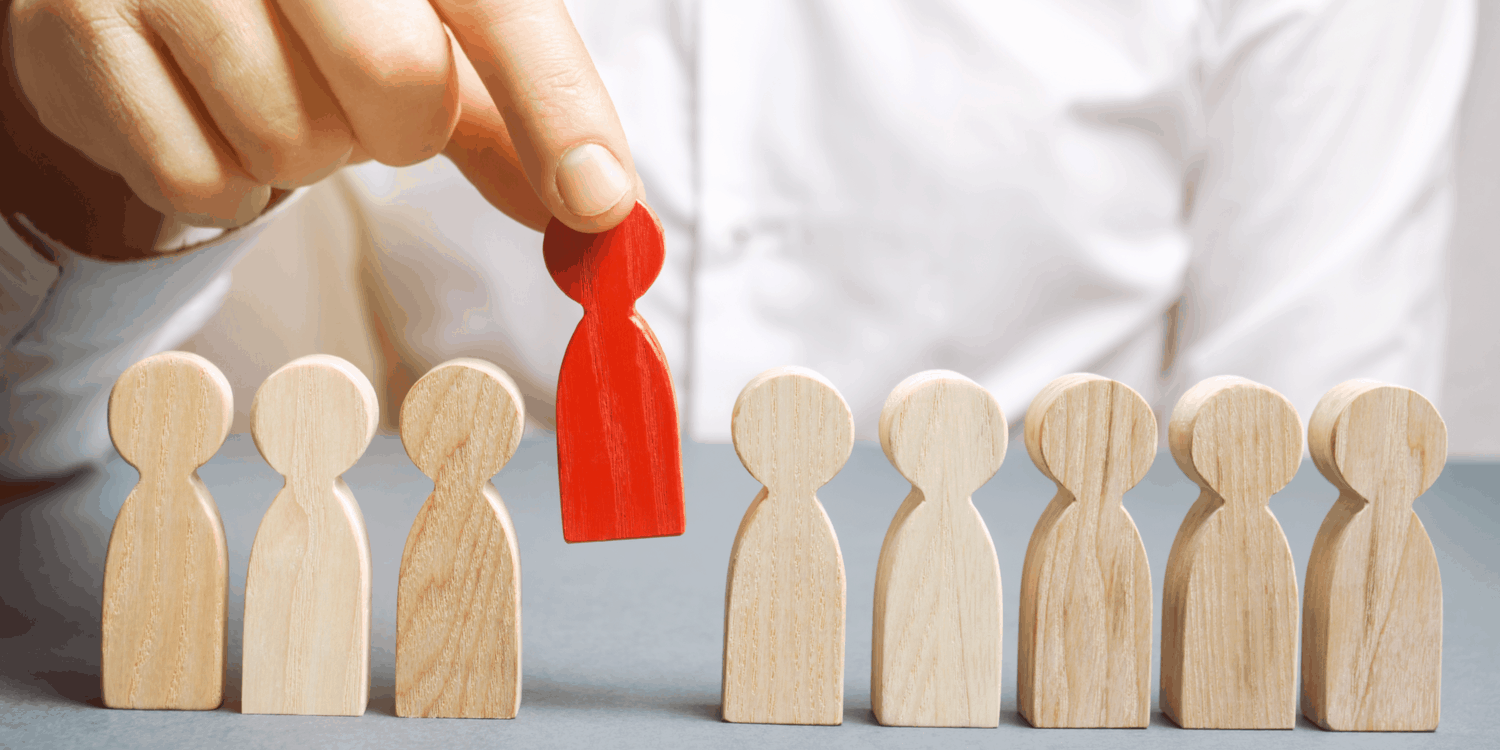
[722,366,852,725]
[1302,380,1445,731]
[243,354,378,716]
[871,370,1005,727]
[1018,373,1155,728]
[1161,375,1301,729]
[396,358,525,719]
[102,351,233,710]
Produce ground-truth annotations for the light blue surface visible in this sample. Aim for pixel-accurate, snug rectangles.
[0,435,1494,748]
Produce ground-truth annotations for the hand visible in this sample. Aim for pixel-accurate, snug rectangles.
[2,0,639,257]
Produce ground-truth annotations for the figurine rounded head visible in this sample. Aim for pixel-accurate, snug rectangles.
[109,351,233,471]
[543,201,664,307]
[251,354,378,478]
[1025,373,1155,496]
[1169,375,1302,503]
[880,370,1006,497]
[732,366,854,493]
[400,358,525,482]
[1308,380,1446,505]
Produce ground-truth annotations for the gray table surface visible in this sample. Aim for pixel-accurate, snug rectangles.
[0,434,1495,749]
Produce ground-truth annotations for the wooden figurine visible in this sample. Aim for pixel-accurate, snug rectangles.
[871,370,1006,727]
[544,201,685,543]
[1301,380,1445,731]
[242,354,378,716]
[101,351,232,710]
[1018,373,1155,728]
[396,358,525,719]
[1161,375,1301,729]
[722,366,852,725]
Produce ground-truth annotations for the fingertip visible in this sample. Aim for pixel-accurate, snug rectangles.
[234,183,274,226]
[552,195,638,233]
[555,142,630,212]
[160,182,272,230]
[551,143,639,232]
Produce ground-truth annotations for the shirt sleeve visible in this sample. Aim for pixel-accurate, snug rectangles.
[0,190,306,480]
[0,218,59,347]
[1173,0,1475,421]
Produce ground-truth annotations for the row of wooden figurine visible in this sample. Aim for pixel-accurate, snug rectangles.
[98,352,1442,733]
[724,366,1443,733]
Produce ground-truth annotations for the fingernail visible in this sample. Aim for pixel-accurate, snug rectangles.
[556,143,630,217]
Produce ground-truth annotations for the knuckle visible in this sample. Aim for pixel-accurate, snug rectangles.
[530,61,590,102]
[523,61,594,121]
[383,104,456,165]
[345,31,457,165]
[239,124,352,186]
[354,53,458,165]
[365,120,451,167]
[362,31,452,93]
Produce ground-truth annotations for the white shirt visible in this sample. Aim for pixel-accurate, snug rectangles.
[0,0,1475,477]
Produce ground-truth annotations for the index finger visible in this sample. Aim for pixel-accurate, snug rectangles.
[430,0,640,232]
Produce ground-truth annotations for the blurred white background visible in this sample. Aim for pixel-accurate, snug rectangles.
[1444,1,1500,455]
[179,3,1500,456]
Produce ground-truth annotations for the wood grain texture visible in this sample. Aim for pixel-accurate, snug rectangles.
[545,201,685,543]
[1301,380,1445,731]
[722,366,852,725]
[102,351,232,710]
[396,358,525,719]
[1161,375,1301,729]
[243,354,378,716]
[871,371,1005,727]
[1017,373,1155,728]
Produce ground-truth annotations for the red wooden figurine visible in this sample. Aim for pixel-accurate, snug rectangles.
[544,201,685,542]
